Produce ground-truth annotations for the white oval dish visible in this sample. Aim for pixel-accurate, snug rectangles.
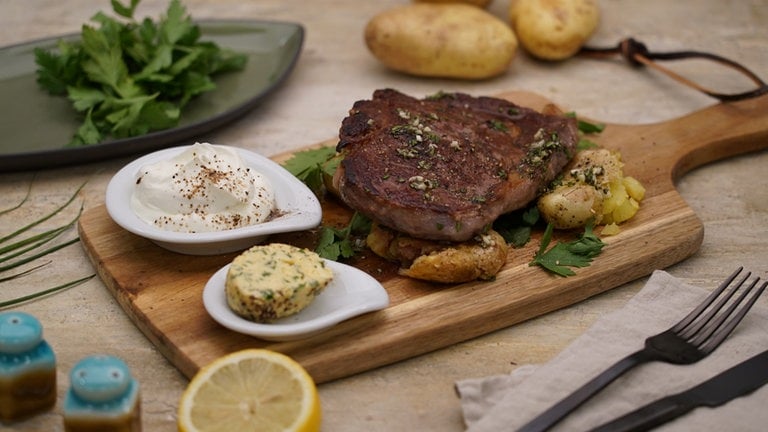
[105,144,322,255]
[203,260,389,341]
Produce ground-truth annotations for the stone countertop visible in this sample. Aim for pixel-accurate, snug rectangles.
[0,0,766,430]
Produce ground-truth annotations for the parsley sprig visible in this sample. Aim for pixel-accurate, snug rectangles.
[281,146,339,195]
[282,146,373,261]
[315,212,372,261]
[530,222,605,277]
[34,0,248,146]
[494,205,540,247]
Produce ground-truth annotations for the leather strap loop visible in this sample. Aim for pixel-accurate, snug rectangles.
[579,38,768,102]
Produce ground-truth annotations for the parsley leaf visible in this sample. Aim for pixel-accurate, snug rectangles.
[281,146,339,195]
[111,0,140,18]
[34,0,247,147]
[530,222,605,277]
[315,212,372,261]
[281,146,372,261]
[493,205,540,248]
[566,112,605,150]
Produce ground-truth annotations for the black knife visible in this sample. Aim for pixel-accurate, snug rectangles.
[588,349,768,432]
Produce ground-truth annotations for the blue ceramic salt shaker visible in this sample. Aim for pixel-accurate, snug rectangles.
[63,354,141,432]
[0,311,57,422]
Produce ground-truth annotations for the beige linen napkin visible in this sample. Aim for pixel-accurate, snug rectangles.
[456,270,768,431]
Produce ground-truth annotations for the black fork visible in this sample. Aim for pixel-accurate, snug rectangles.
[518,267,767,432]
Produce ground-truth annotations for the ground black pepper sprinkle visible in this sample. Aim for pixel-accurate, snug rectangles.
[132,143,276,233]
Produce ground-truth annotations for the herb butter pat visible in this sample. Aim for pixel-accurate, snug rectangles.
[131,143,275,233]
[225,244,334,323]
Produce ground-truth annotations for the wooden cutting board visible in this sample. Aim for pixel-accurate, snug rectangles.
[78,91,768,384]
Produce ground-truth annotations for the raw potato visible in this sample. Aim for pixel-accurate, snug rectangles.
[414,0,493,7]
[367,223,508,283]
[538,149,646,230]
[365,3,518,79]
[509,0,600,61]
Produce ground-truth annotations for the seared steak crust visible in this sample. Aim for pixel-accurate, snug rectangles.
[335,89,578,242]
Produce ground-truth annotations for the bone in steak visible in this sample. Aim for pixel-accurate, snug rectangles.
[334,89,578,242]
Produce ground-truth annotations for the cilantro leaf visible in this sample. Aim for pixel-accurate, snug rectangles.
[530,222,605,277]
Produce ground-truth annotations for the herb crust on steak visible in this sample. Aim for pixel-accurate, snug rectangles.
[334,89,578,242]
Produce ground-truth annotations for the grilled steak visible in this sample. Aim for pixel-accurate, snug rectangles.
[334,89,578,242]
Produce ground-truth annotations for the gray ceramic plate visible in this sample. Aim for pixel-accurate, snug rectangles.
[0,20,304,172]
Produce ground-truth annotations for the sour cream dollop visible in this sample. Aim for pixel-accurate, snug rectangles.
[131,143,275,233]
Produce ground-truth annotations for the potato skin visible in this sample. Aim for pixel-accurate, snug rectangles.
[537,183,603,229]
[365,3,517,79]
[538,148,645,230]
[367,223,509,283]
[402,230,508,282]
[509,0,600,61]
[414,0,493,7]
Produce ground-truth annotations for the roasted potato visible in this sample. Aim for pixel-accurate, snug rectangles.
[509,0,600,61]
[538,149,645,230]
[367,223,508,283]
[365,3,518,79]
[537,183,603,229]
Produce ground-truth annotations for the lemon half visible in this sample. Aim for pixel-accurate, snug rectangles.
[178,349,320,432]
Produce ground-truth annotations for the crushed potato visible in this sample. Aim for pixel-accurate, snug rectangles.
[538,149,645,231]
[367,223,508,283]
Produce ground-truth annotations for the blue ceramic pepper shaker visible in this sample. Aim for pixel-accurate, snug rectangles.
[0,310,57,422]
[63,354,141,432]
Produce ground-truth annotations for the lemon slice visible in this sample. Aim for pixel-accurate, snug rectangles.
[178,349,320,432]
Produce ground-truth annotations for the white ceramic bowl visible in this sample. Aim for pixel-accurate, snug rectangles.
[106,145,322,255]
[203,260,390,341]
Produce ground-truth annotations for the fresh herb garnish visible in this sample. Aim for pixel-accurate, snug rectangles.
[281,146,372,261]
[315,212,372,261]
[530,222,605,277]
[566,112,605,150]
[493,205,540,247]
[34,0,248,146]
[281,146,339,195]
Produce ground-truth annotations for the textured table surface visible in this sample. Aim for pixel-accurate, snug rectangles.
[0,1,766,431]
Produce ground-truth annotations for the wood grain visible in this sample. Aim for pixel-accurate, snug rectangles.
[77,91,768,384]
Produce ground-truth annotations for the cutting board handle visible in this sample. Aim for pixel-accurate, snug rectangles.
[662,93,768,179]
[600,93,768,191]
